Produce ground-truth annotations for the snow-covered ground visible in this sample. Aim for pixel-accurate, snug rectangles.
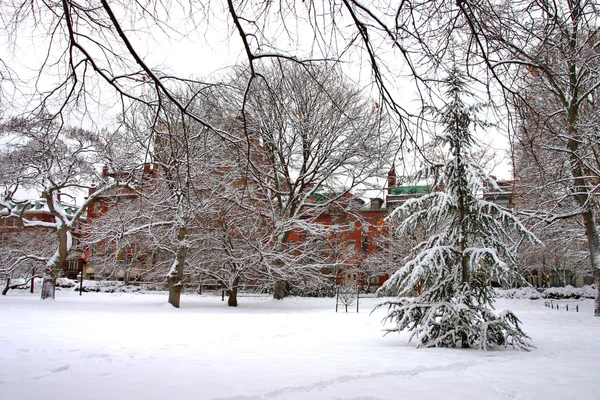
[0,291,598,400]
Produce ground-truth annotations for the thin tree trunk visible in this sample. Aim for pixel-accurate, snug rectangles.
[455,135,470,347]
[461,254,470,285]
[273,232,291,300]
[168,227,187,308]
[228,276,240,307]
[2,277,10,296]
[30,268,35,293]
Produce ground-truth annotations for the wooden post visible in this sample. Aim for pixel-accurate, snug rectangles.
[356,286,360,313]
[335,286,339,313]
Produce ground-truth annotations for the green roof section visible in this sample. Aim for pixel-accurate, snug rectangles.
[312,192,341,204]
[1,199,78,215]
[389,185,431,195]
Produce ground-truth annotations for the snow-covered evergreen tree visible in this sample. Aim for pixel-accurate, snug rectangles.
[377,65,537,350]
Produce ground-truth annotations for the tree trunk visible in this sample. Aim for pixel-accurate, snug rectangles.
[41,271,56,300]
[2,277,10,296]
[579,209,600,317]
[167,255,185,308]
[565,109,600,315]
[30,268,35,293]
[461,254,470,285]
[228,276,240,307]
[571,185,600,315]
[167,266,183,308]
[273,280,287,300]
[167,227,188,308]
[40,224,70,300]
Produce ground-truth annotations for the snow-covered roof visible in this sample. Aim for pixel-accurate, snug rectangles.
[0,198,79,217]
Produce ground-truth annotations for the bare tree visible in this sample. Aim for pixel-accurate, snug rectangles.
[188,195,272,307]
[511,116,592,288]
[0,114,135,299]
[0,230,54,295]
[1,0,456,175]
[472,0,600,315]
[82,182,172,284]
[221,61,394,298]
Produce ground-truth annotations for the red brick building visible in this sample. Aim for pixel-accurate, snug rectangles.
[83,163,159,280]
[82,157,426,291]
[0,198,85,279]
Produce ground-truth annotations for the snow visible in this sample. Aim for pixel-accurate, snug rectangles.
[1,292,599,400]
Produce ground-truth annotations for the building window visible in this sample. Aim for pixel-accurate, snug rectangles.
[361,237,369,254]
[93,202,102,215]
[68,259,79,273]
[347,240,356,251]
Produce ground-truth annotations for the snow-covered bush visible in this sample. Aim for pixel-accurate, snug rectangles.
[497,285,595,300]
[55,278,78,288]
[497,287,542,300]
[72,280,165,293]
[542,285,595,299]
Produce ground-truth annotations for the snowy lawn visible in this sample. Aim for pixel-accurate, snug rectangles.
[0,291,598,400]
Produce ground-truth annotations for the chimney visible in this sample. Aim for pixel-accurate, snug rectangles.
[102,165,109,177]
[370,198,384,210]
[387,164,397,194]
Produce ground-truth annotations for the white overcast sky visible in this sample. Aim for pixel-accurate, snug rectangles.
[1,2,512,203]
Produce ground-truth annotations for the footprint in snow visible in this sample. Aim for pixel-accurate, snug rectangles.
[51,365,70,373]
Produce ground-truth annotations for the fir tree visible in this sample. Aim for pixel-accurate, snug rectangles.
[377,65,537,350]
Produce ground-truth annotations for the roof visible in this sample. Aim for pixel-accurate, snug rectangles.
[1,199,79,217]
[389,185,431,195]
